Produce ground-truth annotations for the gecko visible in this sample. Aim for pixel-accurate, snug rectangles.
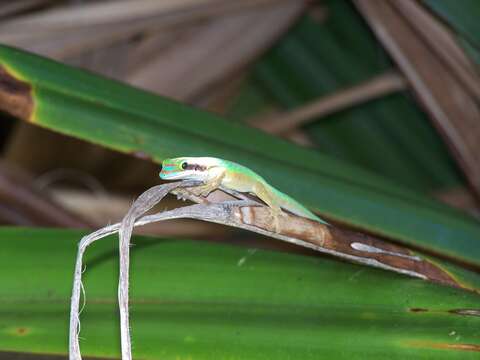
[159,157,329,230]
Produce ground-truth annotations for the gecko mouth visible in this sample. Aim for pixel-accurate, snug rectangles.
[159,171,181,179]
[160,169,191,179]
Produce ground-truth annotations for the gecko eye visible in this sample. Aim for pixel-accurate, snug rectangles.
[181,162,188,170]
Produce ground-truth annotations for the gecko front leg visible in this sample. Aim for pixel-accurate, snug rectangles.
[190,167,226,198]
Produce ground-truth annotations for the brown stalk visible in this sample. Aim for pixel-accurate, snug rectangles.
[354,0,480,199]
[251,71,407,134]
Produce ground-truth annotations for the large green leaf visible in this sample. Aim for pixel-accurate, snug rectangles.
[0,45,480,267]
[1,228,479,359]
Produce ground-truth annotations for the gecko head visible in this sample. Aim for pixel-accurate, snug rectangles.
[159,157,219,180]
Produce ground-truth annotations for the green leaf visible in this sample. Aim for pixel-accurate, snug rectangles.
[1,228,480,359]
[0,45,480,267]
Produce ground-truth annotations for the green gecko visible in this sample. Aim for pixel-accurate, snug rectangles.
[159,157,329,229]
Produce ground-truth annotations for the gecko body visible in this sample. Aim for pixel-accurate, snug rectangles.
[159,157,329,227]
